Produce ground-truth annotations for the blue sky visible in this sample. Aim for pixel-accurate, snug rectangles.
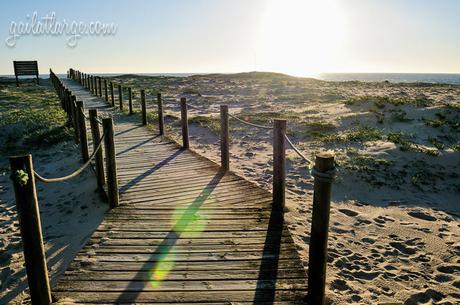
[1,0,460,76]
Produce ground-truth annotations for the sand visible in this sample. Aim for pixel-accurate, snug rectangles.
[1,73,460,304]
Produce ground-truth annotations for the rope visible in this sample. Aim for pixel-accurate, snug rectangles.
[228,113,272,130]
[33,132,106,183]
[311,167,337,183]
[284,135,312,165]
[187,103,214,114]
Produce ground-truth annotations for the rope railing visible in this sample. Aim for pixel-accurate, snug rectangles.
[227,112,272,130]
[33,131,106,183]
[284,134,313,165]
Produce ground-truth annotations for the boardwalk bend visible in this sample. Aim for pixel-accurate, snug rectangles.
[9,69,337,305]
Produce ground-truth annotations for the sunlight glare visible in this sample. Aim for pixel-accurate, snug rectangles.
[256,0,347,76]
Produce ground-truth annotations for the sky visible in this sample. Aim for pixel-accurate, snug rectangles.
[1,0,460,76]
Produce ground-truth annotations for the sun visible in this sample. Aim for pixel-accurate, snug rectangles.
[255,0,347,76]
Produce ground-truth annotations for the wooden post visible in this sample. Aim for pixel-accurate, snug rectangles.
[98,77,102,97]
[71,95,80,144]
[307,152,335,305]
[63,89,70,120]
[9,155,52,305]
[141,89,147,125]
[273,119,286,211]
[104,79,108,102]
[93,76,97,95]
[128,87,133,114]
[89,109,105,190]
[220,105,229,171]
[77,101,90,162]
[102,117,119,208]
[110,82,114,106]
[118,84,123,110]
[157,93,164,135]
[180,97,189,149]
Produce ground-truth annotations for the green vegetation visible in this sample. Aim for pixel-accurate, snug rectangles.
[0,82,72,154]
[423,111,460,130]
[345,124,383,142]
[428,137,444,150]
[306,123,383,143]
[345,95,433,107]
[189,115,221,133]
[451,143,460,151]
[387,132,414,151]
[390,109,411,122]
[341,149,396,187]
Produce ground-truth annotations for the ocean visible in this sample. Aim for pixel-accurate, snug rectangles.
[318,73,460,85]
[3,72,460,85]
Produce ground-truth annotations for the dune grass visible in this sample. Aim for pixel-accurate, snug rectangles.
[0,81,72,155]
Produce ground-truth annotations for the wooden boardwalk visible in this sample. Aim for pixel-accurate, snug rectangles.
[53,79,308,304]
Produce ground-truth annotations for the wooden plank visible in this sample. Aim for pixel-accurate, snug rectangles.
[52,290,307,303]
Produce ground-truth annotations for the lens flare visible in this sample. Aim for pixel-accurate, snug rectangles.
[149,186,216,288]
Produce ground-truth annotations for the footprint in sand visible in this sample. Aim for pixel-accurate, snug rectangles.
[407,210,437,221]
[436,265,460,274]
[404,288,445,305]
[389,241,417,255]
[338,208,359,217]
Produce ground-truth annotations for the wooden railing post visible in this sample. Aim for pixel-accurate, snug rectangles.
[307,152,335,305]
[273,119,286,211]
[9,155,52,305]
[141,89,147,125]
[180,97,189,149]
[220,105,229,171]
[102,117,119,208]
[89,109,105,190]
[98,77,102,97]
[76,101,89,161]
[104,79,108,102]
[157,92,164,135]
[110,82,114,106]
[118,84,123,110]
[64,89,71,122]
[70,95,80,144]
[93,76,97,95]
[128,87,133,114]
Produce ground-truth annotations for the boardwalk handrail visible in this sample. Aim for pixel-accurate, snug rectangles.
[67,68,336,304]
[33,131,106,183]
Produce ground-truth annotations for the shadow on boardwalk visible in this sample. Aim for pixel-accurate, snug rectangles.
[114,171,224,303]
